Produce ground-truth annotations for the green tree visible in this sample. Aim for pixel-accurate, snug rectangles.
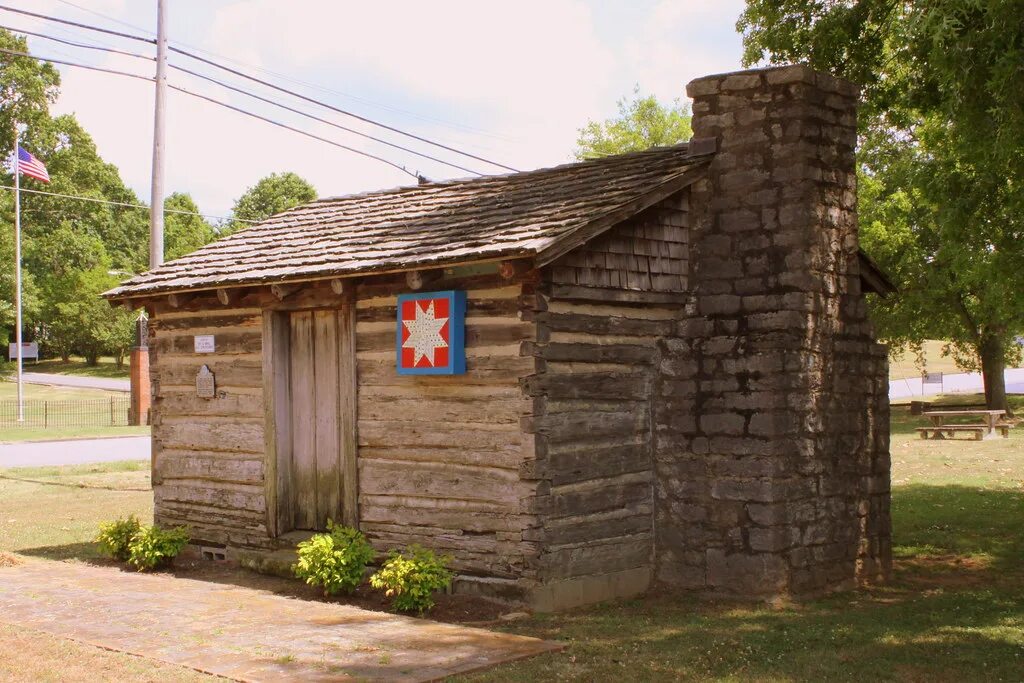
[226,172,316,234]
[738,0,1024,412]
[164,192,215,260]
[0,30,59,159]
[574,87,692,160]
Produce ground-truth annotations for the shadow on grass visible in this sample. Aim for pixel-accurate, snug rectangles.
[892,484,1024,574]
[17,542,113,564]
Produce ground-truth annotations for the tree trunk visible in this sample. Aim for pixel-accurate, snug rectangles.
[979,335,1011,415]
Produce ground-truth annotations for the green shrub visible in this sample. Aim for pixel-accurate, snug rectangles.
[293,520,375,596]
[369,544,454,614]
[96,515,142,561]
[126,525,190,571]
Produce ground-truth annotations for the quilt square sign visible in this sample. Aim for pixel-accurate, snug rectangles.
[396,290,466,375]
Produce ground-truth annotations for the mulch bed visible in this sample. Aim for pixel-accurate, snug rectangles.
[170,559,512,625]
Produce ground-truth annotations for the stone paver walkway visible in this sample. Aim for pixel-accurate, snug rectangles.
[0,559,559,682]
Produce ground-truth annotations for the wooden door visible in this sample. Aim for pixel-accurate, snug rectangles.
[270,306,357,533]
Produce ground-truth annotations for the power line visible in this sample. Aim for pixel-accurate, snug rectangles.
[167,83,418,178]
[0,46,152,81]
[171,63,482,175]
[171,46,519,173]
[0,4,519,172]
[0,184,255,223]
[0,4,155,44]
[3,25,483,175]
[0,46,419,178]
[0,23,154,60]
[53,0,516,142]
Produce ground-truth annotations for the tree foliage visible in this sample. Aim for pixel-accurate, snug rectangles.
[226,171,316,234]
[739,0,1024,410]
[574,87,692,160]
[0,28,214,364]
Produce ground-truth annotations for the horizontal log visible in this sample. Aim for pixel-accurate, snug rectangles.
[520,372,651,400]
[356,283,521,308]
[523,410,649,439]
[157,391,263,419]
[156,418,264,454]
[358,446,522,470]
[548,284,688,305]
[155,450,264,485]
[358,459,530,503]
[153,329,262,356]
[153,312,260,332]
[545,474,653,518]
[360,493,525,516]
[521,341,656,364]
[545,299,679,320]
[541,535,651,579]
[543,512,652,547]
[357,420,520,450]
[359,504,529,533]
[356,355,533,386]
[534,442,651,485]
[537,311,674,337]
[359,383,523,400]
[155,481,265,513]
[154,357,263,388]
[357,322,531,352]
[357,396,528,424]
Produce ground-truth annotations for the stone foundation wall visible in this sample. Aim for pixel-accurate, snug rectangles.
[653,65,892,597]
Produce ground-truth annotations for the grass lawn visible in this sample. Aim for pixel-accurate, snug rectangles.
[0,382,124,401]
[888,339,1024,381]
[0,381,146,442]
[1,400,1023,681]
[29,355,129,379]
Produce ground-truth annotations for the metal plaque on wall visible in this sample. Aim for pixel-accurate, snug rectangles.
[196,364,216,398]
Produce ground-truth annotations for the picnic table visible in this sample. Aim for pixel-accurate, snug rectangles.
[917,409,1011,440]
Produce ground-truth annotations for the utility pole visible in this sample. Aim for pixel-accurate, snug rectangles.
[148,0,167,269]
[12,124,23,422]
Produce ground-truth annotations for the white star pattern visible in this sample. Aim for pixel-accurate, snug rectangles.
[402,301,449,366]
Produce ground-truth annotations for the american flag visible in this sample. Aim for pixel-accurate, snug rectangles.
[17,146,50,183]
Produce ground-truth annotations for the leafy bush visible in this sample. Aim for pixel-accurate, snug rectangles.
[293,520,375,596]
[369,544,454,614]
[96,515,142,561]
[126,525,190,571]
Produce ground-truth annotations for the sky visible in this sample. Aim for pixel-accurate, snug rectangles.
[6,0,747,218]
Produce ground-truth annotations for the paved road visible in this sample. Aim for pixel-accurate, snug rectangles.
[890,367,1024,400]
[19,372,129,392]
[0,436,150,468]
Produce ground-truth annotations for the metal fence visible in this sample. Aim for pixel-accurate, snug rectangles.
[0,397,131,428]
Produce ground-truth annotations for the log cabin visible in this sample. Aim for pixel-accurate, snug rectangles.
[105,65,895,610]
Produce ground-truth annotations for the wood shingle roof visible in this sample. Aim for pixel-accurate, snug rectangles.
[105,144,710,299]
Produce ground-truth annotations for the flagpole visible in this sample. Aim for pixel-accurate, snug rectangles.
[13,124,23,422]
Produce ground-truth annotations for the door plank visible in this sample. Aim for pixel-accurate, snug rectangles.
[338,293,359,528]
[289,311,317,530]
[262,311,292,536]
[313,309,342,529]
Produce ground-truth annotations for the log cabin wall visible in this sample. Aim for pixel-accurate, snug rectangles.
[148,302,270,549]
[524,191,691,610]
[353,272,542,600]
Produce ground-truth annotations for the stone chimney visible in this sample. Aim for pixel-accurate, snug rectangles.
[653,65,891,598]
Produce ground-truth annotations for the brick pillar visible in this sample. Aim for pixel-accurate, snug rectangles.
[129,316,151,426]
[653,65,891,598]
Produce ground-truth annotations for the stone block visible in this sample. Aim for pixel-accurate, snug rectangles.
[706,549,788,594]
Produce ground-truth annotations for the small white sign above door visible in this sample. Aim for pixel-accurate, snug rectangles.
[194,335,216,353]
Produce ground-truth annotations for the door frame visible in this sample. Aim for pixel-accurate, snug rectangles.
[261,289,359,538]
